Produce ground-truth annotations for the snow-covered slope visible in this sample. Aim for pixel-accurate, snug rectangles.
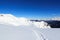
[0,25,60,40]
[0,14,50,28]
[0,14,32,26]
[0,25,47,40]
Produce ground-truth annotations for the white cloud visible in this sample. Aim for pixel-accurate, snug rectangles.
[51,17,60,21]
[0,14,51,28]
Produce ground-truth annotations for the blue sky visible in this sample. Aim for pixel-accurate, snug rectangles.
[0,0,60,19]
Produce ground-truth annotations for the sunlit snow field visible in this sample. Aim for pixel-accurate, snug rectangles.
[0,25,60,40]
[0,14,60,40]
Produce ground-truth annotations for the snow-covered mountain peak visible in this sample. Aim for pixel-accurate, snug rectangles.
[0,14,31,26]
[0,14,18,26]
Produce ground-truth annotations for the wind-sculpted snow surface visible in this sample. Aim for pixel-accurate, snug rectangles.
[0,24,47,40]
[0,14,51,28]
[0,24,60,40]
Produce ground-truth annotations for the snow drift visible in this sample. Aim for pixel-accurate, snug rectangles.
[0,14,51,28]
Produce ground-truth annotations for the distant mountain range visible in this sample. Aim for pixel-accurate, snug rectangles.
[46,20,60,28]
